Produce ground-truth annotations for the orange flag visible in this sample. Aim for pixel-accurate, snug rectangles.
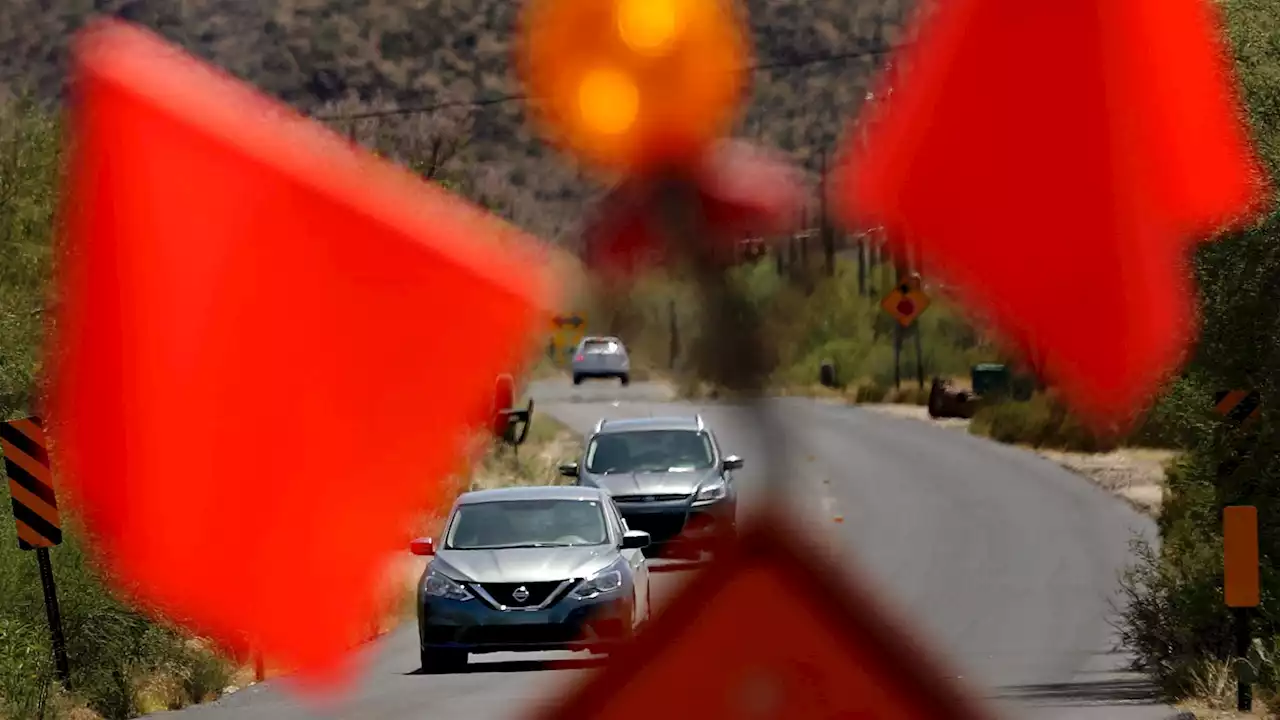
[48,20,559,687]
[833,0,1268,427]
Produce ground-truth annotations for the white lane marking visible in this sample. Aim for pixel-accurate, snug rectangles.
[821,494,843,523]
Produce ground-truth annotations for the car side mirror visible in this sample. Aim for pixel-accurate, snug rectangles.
[621,530,651,550]
[723,455,744,471]
[409,537,435,556]
[558,462,580,477]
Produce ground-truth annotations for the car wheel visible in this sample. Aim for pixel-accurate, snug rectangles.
[619,374,630,386]
[572,374,583,386]
[420,647,467,674]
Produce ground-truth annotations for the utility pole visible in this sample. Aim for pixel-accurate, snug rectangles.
[819,150,835,277]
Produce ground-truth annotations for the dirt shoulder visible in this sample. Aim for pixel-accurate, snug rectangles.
[856,403,1175,517]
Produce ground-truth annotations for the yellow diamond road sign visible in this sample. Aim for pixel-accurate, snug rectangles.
[550,312,588,354]
[881,281,930,328]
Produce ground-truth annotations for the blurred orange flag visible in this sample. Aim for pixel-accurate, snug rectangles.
[49,20,559,687]
[833,0,1269,427]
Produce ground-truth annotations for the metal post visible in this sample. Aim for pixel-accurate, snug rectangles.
[893,325,902,390]
[914,324,925,389]
[819,150,834,278]
[254,650,265,682]
[1236,607,1252,711]
[36,548,71,687]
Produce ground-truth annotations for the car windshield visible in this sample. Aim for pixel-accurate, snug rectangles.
[445,499,609,550]
[585,430,715,474]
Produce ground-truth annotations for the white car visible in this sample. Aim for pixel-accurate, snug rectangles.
[571,336,631,386]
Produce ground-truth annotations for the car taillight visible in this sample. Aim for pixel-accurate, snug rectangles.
[575,354,585,362]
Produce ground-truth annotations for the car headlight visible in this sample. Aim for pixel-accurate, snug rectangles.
[423,569,473,601]
[694,477,728,504]
[572,569,623,600]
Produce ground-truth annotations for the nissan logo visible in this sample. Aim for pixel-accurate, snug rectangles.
[512,586,530,603]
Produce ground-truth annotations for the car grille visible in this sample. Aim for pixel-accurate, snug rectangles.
[621,513,687,542]
[463,624,581,645]
[613,493,691,503]
[424,624,581,646]
[474,581,566,608]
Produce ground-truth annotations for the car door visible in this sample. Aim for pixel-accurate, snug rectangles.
[609,499,649,624]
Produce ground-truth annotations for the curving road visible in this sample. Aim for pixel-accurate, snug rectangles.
[154,380,1177,720]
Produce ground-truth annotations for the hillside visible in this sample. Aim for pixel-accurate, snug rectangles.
[0,0,910,240]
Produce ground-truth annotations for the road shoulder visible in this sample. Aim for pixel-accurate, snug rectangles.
[853,402,1174,517]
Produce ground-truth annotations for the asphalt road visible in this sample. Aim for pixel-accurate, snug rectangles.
[155,379,1177,720]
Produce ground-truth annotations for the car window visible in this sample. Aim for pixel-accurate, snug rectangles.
[603,501,624,541]
[445,499,608,549]
[585,430,716,474]
[581,339,622,354]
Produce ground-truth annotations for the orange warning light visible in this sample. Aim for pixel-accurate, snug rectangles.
[516,0,750,174]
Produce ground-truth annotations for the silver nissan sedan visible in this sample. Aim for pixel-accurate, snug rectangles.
[410,485,652,672]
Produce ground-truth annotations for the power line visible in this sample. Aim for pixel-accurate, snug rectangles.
[316,43,903,122]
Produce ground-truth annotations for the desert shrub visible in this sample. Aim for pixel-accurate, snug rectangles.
[0,91,239,720]
[969,393,1122,452]
[884,385,930,406]
[1115,0,1280,703]
[594,256,993,397]
[853,383,890,404]
[0,513,239,719]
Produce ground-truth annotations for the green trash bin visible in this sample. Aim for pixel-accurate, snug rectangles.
[971,363,1012,398]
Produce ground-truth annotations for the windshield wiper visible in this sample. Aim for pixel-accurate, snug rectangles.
[455,542,577,550]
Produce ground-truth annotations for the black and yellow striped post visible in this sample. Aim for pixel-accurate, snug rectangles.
[0,416,71,686]
[1215,389,1262,427]
[1212,391,1263,712]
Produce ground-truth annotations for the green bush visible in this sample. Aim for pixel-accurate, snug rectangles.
[853,383,889,404]
[885,385,930,406]
[969,394,1122,452]
[1112,0,1280,703]
[0,92,58,419]
[0,515,238,719]
[0,92,239,720]
[595,256,994,396]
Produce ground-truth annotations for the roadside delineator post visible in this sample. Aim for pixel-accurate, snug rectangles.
[1224,505,1259,712]
[1215,389,1263,713]
[1,416,72,688]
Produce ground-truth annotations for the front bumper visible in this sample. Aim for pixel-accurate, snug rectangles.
[617,497,737,554]
[419,591,632,655]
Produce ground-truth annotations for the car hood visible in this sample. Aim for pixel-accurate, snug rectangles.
[585,469,718,496]
[432,545,616,584]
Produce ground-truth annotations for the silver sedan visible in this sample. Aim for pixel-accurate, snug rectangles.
[410,485,652,672]
[570,336,631,386]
